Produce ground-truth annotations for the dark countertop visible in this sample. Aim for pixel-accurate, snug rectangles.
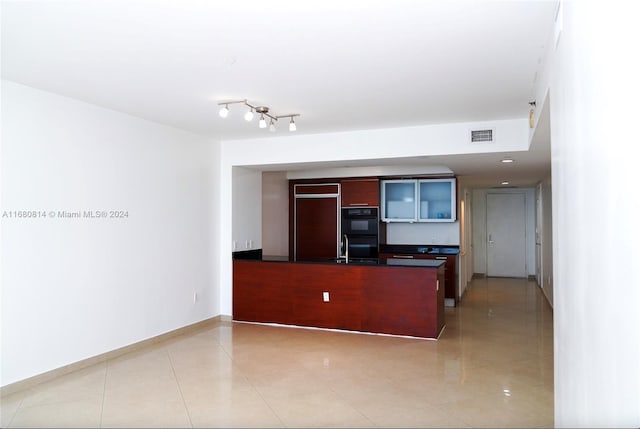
[232,249,447,268]
[244,255,445,269]
[379,244,460,255]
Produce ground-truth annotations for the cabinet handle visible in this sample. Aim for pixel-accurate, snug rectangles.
[392,255,414,259]
[348,203,369,206]
[436,256,447,260]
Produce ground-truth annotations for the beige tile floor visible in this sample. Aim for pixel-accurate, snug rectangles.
[0,277,554,428]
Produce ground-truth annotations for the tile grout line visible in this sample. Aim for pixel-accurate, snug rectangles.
[166,349,194,429]
[326,385,380,428]
[244,376,288,429]
[5,394,25,428]
[99,360,108,428]
[216,337,287,428]
[320,339,380,428]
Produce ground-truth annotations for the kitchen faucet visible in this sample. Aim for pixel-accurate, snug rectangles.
[343,234,349,264]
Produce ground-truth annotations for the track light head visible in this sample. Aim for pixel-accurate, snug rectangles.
[244,107,254,121]
[289,117,296,132]
[259,114,267,129]
[218,100,245,118]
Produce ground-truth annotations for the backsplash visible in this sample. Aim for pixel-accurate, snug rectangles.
[385,221,460,245]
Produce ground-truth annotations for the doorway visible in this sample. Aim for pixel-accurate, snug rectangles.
[486,192,527,277]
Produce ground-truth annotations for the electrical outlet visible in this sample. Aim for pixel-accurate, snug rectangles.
[322,291,329,302]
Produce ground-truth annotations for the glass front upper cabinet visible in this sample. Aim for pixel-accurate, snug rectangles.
[381,180,417,222]
[382,178,456,223]
[418,178,456,222]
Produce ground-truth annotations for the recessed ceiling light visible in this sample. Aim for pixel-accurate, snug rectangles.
[501,158,514,163]
[501,181,510,185]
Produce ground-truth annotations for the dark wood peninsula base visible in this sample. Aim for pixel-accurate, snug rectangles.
[233,259,445,339]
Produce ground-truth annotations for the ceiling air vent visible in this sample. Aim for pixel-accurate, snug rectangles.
[470,128,494,143]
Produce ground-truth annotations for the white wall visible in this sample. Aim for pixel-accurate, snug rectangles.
[287,165,453,180]
[538,175,554,307]
[0,81,219,387]
[224,118,530,167]
[471,188,536,276]
[262,171,289,257]
[231,167,262,252]
[539,1,640,426]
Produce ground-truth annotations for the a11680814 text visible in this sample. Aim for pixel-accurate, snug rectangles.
[2,210,129,219]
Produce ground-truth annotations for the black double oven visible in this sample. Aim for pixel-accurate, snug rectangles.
[341,207,379,259]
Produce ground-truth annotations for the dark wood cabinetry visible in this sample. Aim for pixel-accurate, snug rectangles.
[340,178,380,207]
[295,184,340,195]
[380,252,457,304]
[295,197,339,260]
[289,182,340,261]
[290,179,381,260]
[233,259,445,338]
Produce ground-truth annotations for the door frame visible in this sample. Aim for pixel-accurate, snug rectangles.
[472,188,535,278]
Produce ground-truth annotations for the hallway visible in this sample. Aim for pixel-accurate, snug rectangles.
[0,278,553,428]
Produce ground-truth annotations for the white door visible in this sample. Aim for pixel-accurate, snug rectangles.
[486,193,526,277]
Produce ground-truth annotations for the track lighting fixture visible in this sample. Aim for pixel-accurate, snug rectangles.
[217,99,300,132]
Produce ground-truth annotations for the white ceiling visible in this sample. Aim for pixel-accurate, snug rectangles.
[1,0,557,186]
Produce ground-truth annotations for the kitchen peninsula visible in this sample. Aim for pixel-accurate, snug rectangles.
[233,255,445,339]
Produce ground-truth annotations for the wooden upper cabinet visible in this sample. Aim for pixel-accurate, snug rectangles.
[341,178,380,207]
[294,183,340,195]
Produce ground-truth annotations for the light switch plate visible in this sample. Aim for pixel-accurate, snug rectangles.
[322,291,329,302]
